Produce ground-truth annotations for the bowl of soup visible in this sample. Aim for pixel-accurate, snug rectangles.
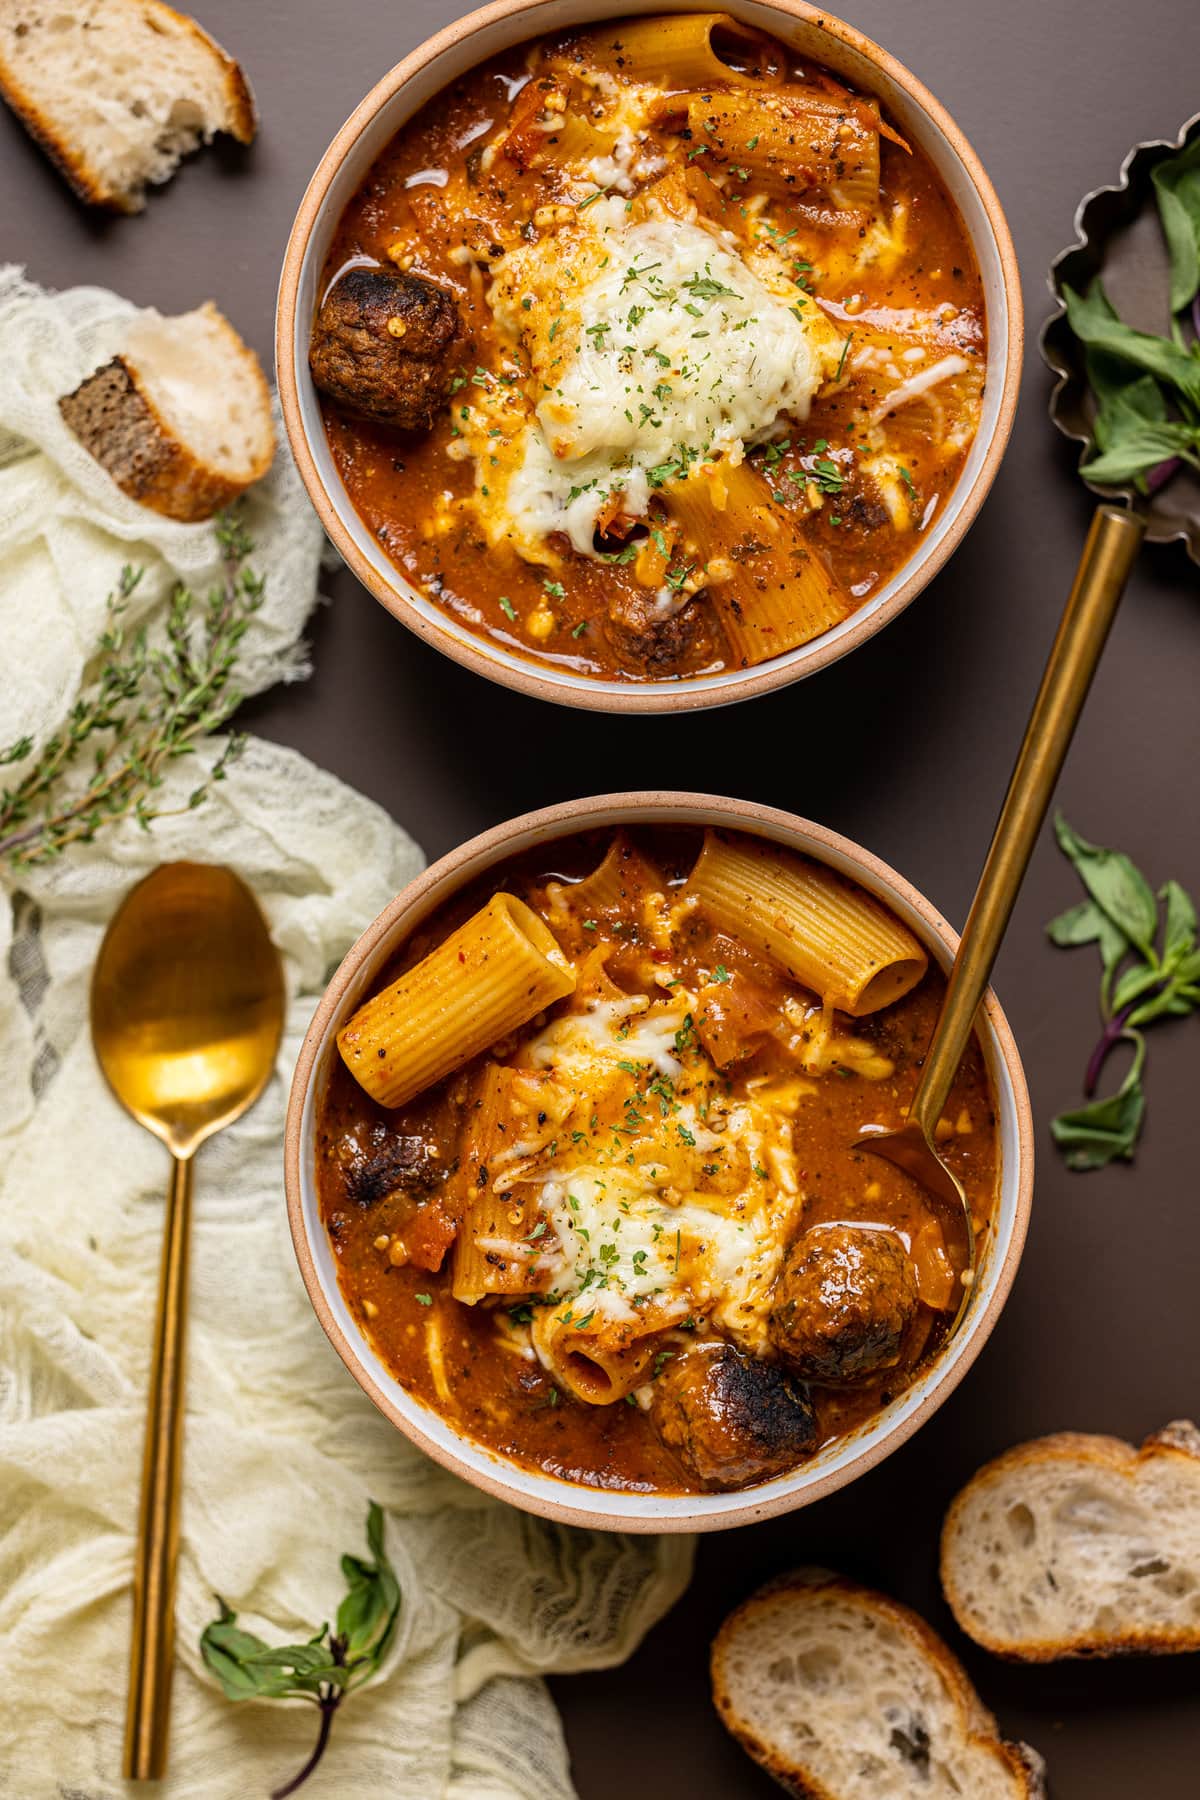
[284,794,1033,1530]
[277,0,1022,711]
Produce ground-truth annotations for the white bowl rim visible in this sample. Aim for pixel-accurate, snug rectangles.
[275,0,1025,715]
[284,792,1035,1532]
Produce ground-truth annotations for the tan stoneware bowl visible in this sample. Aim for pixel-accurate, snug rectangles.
[277,0,1023,714]
[285,793,1034,1531]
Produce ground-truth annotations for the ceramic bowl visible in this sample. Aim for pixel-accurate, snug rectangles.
[277,0,1023,713]
[284,793,1034,1531]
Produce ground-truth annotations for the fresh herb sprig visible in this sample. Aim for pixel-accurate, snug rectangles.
[1046,815,1200,1169]
[1062,132,1200,492]
[0,512,263,869]
[201,1502,400,1800]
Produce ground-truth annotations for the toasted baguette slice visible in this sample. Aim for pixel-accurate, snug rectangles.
[59,301,274,521]
[0,0,255,213]
[941,1420,1200,1661]
[712,1569,1045,1800]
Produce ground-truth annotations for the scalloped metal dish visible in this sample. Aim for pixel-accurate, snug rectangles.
[1042,111,1200,565]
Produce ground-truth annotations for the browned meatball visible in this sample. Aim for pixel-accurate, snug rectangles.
[605,588,703,674]
[309,267,462,430]
[650,1343,818,1489]
[770,1225,919,1384]
[344,1127,439,1205]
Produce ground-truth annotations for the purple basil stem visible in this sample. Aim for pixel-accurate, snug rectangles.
[1084,1004,1134,1096]
[1145,456,1182,495]
[1192,292,1200,341]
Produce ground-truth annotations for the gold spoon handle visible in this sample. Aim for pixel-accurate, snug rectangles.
[124,1150,193,1780]
[909,504,1145,1140]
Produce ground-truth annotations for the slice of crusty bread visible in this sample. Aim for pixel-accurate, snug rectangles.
[0,0,255,213]
[711,1569,1045,1800]
[941,1420,1200,1661]
[59,300,274,521]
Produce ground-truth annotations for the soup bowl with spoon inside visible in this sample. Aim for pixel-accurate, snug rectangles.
[285,793,1033,1531]
[277,0,1022,712]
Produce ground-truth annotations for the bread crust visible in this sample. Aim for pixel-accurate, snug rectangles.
[0,0,256,214]
[59,314,273,522]
[711,1569,1046,1799]
[940,1421,1200,1661]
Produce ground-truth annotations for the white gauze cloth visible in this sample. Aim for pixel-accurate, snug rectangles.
[0,269,693,1800]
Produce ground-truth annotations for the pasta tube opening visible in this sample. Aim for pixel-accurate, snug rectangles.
[572,13,777,91]
[688,831,927,1016]
[532,1308,656,1405]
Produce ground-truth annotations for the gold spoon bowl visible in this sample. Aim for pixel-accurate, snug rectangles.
[92,861,284,1780]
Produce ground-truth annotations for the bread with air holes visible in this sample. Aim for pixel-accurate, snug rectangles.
[941,1421,1200,1660]
[0,0,255,213]
[711,1568,1046,1799]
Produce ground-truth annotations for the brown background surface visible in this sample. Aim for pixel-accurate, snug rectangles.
[4,0,1198,1792]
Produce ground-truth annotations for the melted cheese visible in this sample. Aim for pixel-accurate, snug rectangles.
[502,986,806,1353]
[486,196,840,558]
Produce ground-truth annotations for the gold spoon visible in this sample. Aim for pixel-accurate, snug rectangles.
[857,505,1145,1321]
[91,861,284,1781]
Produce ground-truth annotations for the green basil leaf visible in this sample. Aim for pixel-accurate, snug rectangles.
[1046,898,1106,946]
[1081,421,1197,485]
[1110,961,1165,1013]
[1160,879,1198,963]
[1085,348,1168,421]
[1152,134,1200,314]
[201,1635,271,1701]
[336,1557,386,1655]
[336,1501,401,1668]
[1046,896,1128,989]
[1063,281,1200,409]
[200,1605,328,1701]
[1050,1078,1145,1170]
[1128,948,1200,1028]
[202,1600,272,1664]
[1054,815,1159,956]
[243,1643,337,1678]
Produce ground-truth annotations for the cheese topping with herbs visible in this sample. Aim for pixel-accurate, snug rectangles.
[486,196,839,557]
[492,983,806,1356]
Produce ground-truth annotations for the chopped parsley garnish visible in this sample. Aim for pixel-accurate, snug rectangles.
[812,457,845,495]
[499,595,517,621]
[415,1293,432,1307]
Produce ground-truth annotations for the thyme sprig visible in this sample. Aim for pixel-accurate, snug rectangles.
[0,513,263,869]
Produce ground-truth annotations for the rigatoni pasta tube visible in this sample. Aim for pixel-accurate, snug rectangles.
[572,13,771,90]
[672,462,847,666]
[688,831,927,1016]
[531,1308,656,1405]
[654,88,879,210]
[338,894,575,1107]
[563,833,663,914]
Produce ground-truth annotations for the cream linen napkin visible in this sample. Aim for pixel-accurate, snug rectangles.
[0,269,693,1800]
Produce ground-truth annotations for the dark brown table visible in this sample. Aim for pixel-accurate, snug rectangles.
[5,1,1198,1792]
